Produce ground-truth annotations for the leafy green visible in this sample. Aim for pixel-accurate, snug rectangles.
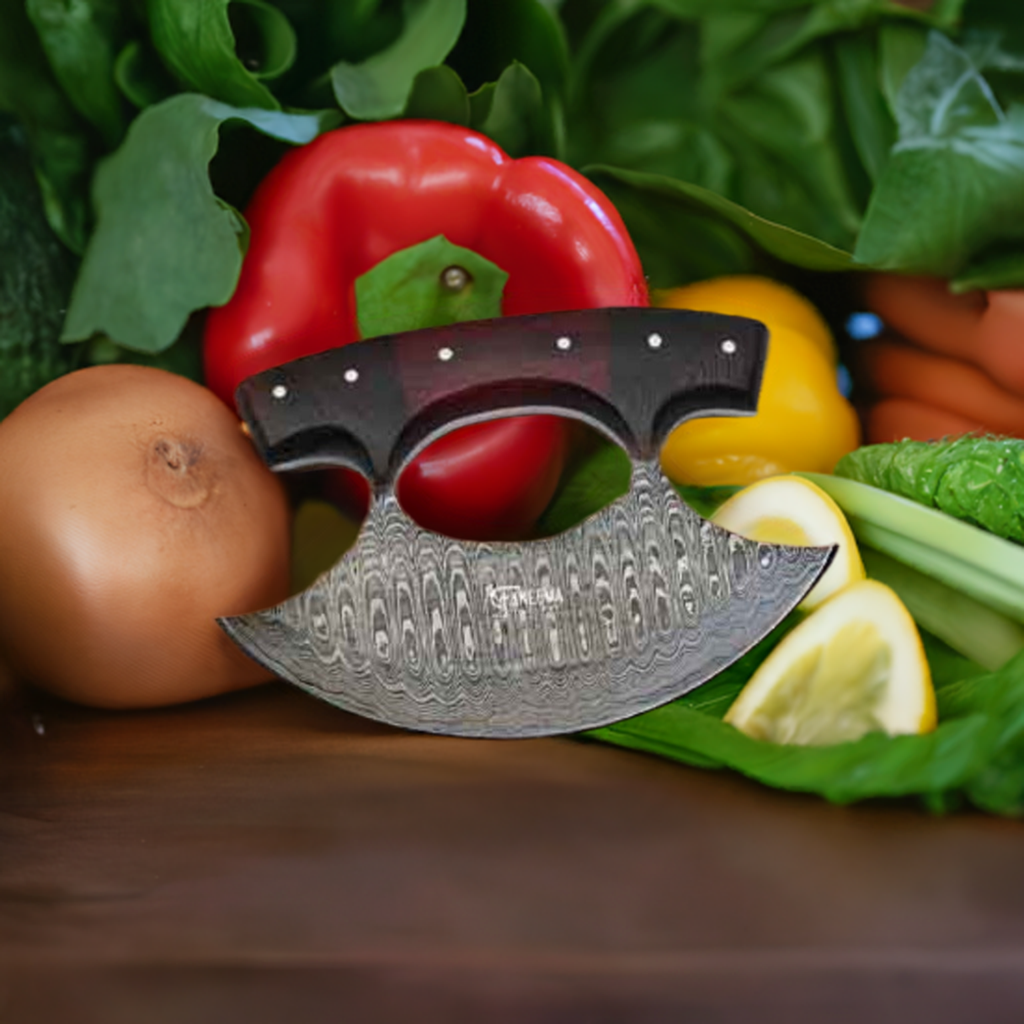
[469,61,553,158]
[536,435,740,535]
[564,2,1024,286]
[0,117,81,417]
[147,0,296,110]
[403,64,470,125]
[113,39,177,110]
[855,31,1024,278]
[61,94,332,354]
[537,440,631,536]
[589,165,858,275]
[330,0,465,120]
[0,0,93,252]
[354,235,508,339]
[835,436,1024,543]
[590,631,1024,815]
[25,0,127,147]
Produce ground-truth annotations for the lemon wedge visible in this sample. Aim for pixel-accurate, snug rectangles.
[724,579,936,746]
[712,475,865,610]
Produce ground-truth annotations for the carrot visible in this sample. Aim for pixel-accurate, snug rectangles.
[974,289,1024,395]
[867,398,985,445]
[863,274,987,361]
[857,339,1024,436]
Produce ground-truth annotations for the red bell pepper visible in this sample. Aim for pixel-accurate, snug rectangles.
[204,120,648,538]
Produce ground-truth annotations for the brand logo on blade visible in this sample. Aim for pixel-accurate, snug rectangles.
[486,583,565,617]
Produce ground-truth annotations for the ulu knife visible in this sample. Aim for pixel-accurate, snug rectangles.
[220,308,834,738]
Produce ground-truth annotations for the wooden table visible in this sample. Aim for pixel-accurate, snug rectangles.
[3,674,1024,1023]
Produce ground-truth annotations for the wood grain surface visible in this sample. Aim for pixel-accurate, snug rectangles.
[3,676,1024,1023]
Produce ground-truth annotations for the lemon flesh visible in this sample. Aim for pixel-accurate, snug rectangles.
[725,580,936,746]
[712,475,865,610]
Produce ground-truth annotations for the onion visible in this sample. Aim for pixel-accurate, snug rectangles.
[0,365,291,708]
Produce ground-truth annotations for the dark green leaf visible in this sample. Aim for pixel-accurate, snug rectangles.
[878,20,929,115]
[537,441,630,537]
[588,164,857,271]
[716,49,864,247]
[25,0,127,147]
[0,117,82,418]
[354,235,507,339]
[855,33,1024,275]
[114,40,177,109]
[569,7,863,250]
[61,94,328,354]
[330,0,465,120]
[0,0,93,252]
[592,701,997,806]
[591,172,758,287]
[147,0,292,109]
[229,0,297,81]
[403,64,470,125]
[951,248,1024,292]
[833,31,896,183]
[536,437,740,536]
[470,61,553,157]
[448,0,570,100]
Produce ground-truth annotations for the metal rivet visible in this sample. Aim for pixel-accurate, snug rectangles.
[438,347,454,362]
[721,338,737,355]
[441,265,471,292]
[556,335,573,351]
[647,332,664,349]
[344,368,359,384]
[271,384,288,400]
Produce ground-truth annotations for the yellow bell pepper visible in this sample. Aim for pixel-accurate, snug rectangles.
[656,279,860,486]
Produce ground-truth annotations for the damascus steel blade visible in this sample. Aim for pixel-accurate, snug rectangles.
[220,461,833,738]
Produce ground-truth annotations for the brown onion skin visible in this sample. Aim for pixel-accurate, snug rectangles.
[0,365,291,708]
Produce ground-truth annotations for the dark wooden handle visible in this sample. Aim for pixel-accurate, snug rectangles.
[234,308,767,485]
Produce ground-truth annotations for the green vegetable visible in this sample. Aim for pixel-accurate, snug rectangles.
[330,0,464,121]
[802,471,1024,624]
[354,235,507,339]
[861,547,1024,671]
[856,32,1024,286]
[60,95,336,355]
[0,116,81,418]
[8,0,1024,361]
[834,436,1024,543]
[569,5,1024,289]
[587,627,1024,814]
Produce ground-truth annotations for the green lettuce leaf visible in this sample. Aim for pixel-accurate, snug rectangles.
[590,633,1024,813]
[60,94,334,355]
[147,0,297,110]
[330,0,465,120]
[0,0,93,253]
[25,0,127,147]
[855,31,1024,277]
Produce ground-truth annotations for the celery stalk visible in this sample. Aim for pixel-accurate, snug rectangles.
[801,473,1024,624]
[861,547,1024,670]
